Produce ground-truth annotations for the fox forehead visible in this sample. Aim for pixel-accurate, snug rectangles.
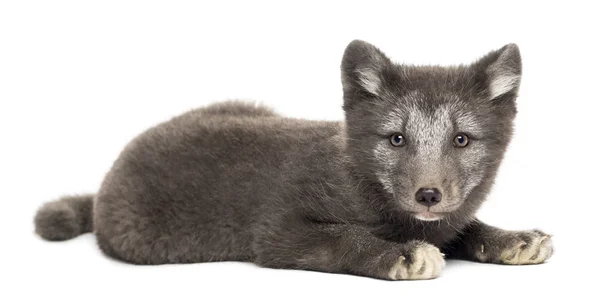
[378,91,483,139]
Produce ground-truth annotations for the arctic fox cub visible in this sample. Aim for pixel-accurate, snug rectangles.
[35,40,552,280]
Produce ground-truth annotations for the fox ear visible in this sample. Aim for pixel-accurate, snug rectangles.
[475,44,522,100]
[341,40,392,105]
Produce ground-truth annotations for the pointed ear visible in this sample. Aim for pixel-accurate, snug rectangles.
[474,44,522,100]
[341,40,393,107]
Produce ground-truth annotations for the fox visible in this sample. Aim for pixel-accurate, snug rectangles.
[34,40,553,280]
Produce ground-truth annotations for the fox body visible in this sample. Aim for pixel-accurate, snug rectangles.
[35,41,553,280]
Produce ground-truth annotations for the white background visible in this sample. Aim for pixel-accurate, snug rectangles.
[1,0,598,295]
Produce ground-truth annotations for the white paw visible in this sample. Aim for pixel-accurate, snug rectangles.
[500,231,553,265]
[388,243,445,280]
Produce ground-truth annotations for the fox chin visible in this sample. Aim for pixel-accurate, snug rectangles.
[34,40,553,280]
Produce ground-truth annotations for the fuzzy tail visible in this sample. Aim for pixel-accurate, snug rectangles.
[34,194,94,241]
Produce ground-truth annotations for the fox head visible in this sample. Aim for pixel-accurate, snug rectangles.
[341,40,520,222]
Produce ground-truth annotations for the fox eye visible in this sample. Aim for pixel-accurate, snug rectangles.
[389,133,406,147]
[453,133,469,147]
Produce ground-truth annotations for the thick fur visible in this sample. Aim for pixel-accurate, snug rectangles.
[35,41,552,280]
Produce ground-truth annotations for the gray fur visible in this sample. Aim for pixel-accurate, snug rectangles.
[35,194,94,241]
[34,40,552,279]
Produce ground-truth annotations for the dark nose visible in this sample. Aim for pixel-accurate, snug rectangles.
[415,188,442,207]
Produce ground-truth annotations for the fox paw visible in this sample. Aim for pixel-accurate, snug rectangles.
[496,230,553,265]
[388,242,445,280]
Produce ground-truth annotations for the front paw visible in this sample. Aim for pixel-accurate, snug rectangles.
[480,230,554,265]
[388,241,445,280]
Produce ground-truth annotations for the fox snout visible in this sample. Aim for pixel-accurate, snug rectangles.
[415,188,442,207]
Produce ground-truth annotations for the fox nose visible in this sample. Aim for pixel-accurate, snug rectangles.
[415,188,442,207]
